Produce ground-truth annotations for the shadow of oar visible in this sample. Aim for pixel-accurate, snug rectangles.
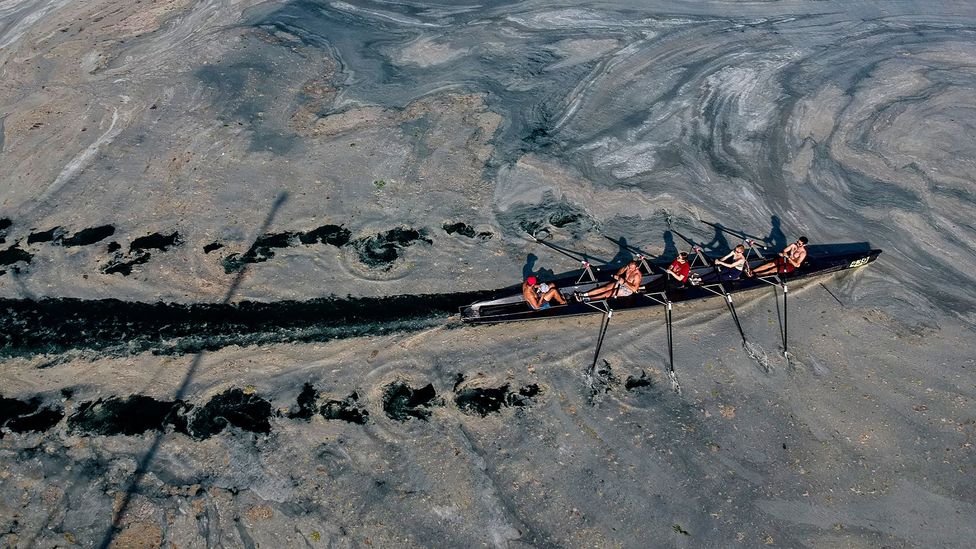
[95,191,289,549]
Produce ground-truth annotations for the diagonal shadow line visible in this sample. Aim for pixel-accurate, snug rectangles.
[602,234,662,260]
[93,191,288,549]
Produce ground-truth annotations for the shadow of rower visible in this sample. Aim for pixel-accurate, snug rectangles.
[767,214,787,251]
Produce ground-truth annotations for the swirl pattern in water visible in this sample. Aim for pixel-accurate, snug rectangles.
[0,1,972,330]
[1,3,976,548]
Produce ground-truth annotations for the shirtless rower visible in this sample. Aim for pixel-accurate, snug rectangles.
[523,275,568,310]
[576,261,642,301]
[750,237,808,277]
[715,244,747,281]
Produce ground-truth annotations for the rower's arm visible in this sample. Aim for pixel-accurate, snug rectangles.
[625,273,641,291]
[789,249,807,267]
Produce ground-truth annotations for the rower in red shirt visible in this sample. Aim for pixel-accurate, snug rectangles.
[666,252,691,284]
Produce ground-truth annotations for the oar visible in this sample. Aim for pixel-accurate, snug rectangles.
[819,282,844,306]
[527,233,603,283]
[667,216,748,345]
[696,218,770,264]
[683,217,789,360]
[603,233,682,393]
[666,217,713,269]
[587,301,613,374]
[530,232,581,261]
[695,218,792,357]
[665,299,680,394]
[601,234,664,275]
[697,217,769,247]
[601,234,660,258]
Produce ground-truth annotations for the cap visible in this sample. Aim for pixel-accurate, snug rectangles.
[526,276,538,286]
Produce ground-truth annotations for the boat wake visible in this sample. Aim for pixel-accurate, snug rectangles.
[743,340,771,373]
[784,352,802,373]
[0,290,499,359]
[583,359,621,404]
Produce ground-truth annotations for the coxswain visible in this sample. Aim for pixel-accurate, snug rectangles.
[523,275,567,310]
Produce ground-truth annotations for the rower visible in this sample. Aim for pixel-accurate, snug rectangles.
[665,252,691,285]
[598,236,682,393]
[523,275,567,310]
[667,216,748,346]
[715,244,748,281]
[750,237,808,277]
[576,261,641,302]
[696,217,796,359]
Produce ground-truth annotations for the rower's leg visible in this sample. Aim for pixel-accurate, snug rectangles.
[542,287,567,305]
[584,284,613,300]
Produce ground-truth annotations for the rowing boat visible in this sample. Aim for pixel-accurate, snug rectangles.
[460,245,881,323]
[461,215,881,395]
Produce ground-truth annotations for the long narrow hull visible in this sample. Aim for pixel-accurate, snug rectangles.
[460,246,882,324]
